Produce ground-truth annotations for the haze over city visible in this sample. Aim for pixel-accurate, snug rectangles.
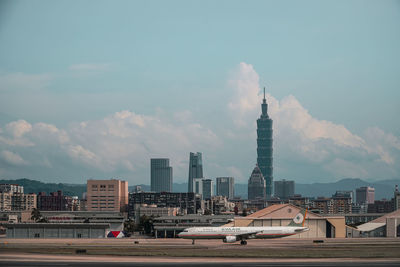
[0,0,399,185]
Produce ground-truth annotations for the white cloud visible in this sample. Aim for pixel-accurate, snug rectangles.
[228,62,262,127]
[0,150,28,166]
[5,120,32,138]
[227,62,400,181]
[0,110,220,182]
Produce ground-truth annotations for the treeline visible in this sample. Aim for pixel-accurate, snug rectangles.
[0,178,86,197]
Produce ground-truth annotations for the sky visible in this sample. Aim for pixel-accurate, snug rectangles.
[0,0,399,185]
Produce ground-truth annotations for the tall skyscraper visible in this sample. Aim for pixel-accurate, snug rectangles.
[274,180,295,200]
[202,178,214,200]
[356,186,375,204]
[188,152,203,192]
[216,177,235,199]
[151,158,173,192]
[248,164,266,200]
[257,87,273,198]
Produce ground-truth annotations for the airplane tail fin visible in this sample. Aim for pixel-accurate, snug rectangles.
[288,209,307,227]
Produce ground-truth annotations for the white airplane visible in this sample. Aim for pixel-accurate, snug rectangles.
[178,209,309,245]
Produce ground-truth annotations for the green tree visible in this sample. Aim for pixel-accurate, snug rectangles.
[204,209,212,215]
[31,208,49,222]
[30,208,42,222]
[139,215,154,235]
[124,218,136,233]
[241,208,248,217]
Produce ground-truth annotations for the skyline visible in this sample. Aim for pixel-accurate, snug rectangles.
[0,1,399,185]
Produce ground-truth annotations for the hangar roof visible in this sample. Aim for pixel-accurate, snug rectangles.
[246,204,322,219]
[369,209,400,224]
[357,222,386,232]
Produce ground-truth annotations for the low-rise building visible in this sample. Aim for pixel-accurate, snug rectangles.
[288,195,310,209]
[133,204,179,223]
[347,209,400,238]
[5,223,110,238]
[128,192,203,218]
[204,196,235,215]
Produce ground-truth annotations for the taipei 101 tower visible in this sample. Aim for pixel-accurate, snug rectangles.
[257,87,273,198]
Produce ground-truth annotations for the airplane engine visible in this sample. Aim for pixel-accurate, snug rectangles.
[223,236,237,243]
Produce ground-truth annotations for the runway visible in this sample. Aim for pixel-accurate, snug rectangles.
[1,238,400,266]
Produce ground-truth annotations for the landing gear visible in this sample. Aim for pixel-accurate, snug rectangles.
[240,240,247,245]
[192,239,195,245]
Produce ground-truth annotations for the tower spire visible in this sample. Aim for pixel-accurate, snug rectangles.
[263,87,265,100]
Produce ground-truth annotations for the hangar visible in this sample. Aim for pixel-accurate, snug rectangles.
[231,204,346,238]
[347,209,400,238]
[5,223,110,238]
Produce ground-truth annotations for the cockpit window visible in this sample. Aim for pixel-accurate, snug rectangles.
[183,230,188,232]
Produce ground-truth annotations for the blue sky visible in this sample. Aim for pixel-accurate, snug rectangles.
[0,0,399,185]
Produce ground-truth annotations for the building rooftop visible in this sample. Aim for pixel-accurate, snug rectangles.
[246,203,321,219]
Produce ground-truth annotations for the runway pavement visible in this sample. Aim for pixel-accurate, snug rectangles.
[0,238,400,266]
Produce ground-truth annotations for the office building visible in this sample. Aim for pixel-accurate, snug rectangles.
[332,192,352,214]
[367,200,394,213]
[216,177,234,199]
[0,184,24,194]
[248,164,266,200]
[0,192,12,211]
[11,193,37,211]
[256,88,273,198]
[202,179,213,200]
[151,158,173,192]
[188,152,203,192]
[192,178,204,196]
[128,192,203,217]
[356,186,375,204]
[274,180,295,200]
[37,191,71,211]
[87,179,128,212]
[312,197,333,214]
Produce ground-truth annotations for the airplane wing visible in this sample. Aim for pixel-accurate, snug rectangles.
[234,230,261,240]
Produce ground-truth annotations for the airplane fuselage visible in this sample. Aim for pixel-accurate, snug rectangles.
[178,226,309,240]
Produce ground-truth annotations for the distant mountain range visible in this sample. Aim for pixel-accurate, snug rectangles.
[0,178,398,200]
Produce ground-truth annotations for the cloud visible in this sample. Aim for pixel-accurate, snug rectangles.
[5,120,32,138]
[0,150,28,166]
[0,110,220,182]
[228,62,262,127]
[227,62,400,181]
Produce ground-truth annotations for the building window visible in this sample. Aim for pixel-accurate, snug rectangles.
[34,233,40,238]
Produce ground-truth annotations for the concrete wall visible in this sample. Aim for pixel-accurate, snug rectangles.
[247,218,327,238]
[326,217,346,238]
[6,224,108,238]
[386,217,399,237]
